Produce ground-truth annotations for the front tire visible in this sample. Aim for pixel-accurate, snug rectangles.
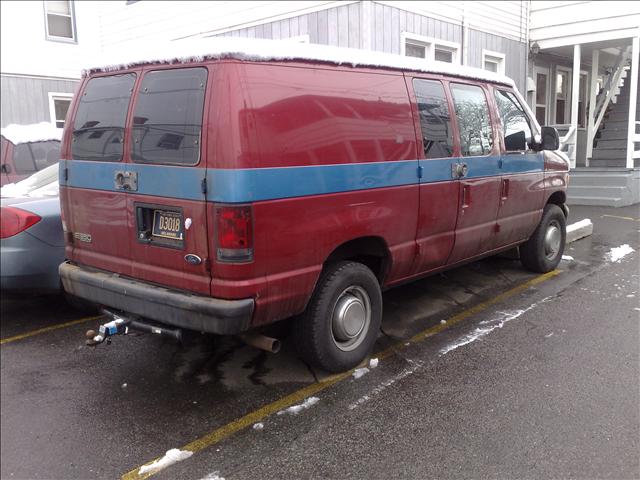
[520,204,566,273]
[293,261,382,373]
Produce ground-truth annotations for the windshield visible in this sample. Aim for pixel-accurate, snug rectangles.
[0,163,59,198]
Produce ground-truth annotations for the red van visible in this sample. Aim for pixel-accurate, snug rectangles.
[59,40,568,372]
[1,123,62,187]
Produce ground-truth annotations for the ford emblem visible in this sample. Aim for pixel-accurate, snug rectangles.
[184,254,202,265]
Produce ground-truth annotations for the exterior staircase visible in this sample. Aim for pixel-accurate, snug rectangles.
[589,73,640,168]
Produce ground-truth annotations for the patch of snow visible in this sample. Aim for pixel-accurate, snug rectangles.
[121,383,127,389]
[277,396,319,416]
[561,255,574,261]
[200,472,225,480]
[369,358,379,369]
[440,297,553,355]
[627,294,635,298]
[607,244,635,263]
[633,307,640,312]
[1,122,62,145]
[567,218,592,233]
[353,367,370,379]
[544,332,554,338]
[252,422,264,431]
[138,449,193,475]
[89,38,516,87]
[440,319,447,324]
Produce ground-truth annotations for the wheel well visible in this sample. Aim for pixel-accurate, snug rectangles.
[546,191,568,217]
[324,237,390,284]
[546,191,566,207]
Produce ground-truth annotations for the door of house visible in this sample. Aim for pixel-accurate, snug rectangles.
[534,66,550,126]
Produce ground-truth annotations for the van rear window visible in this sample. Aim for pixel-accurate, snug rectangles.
[72,74,136,162]
[131,68,207,166]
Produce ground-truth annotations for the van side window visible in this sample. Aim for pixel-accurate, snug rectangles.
[131,68,207,166]
[450,84,493,156]
[494,89,533,151]
[413,79,453,159]
[72,73,136,162]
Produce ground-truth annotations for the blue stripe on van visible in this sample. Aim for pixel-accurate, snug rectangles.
[60,154,543,203]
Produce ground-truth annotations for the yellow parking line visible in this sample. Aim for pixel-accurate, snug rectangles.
[601,214,640,222]
[0,315,102,345]
[122,269,560,480]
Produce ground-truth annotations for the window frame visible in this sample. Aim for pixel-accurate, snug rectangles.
[554,66,571,125]
[400,32,461,64]
[129,67,209,167]
[482,49,506,76]
[449,82,497,158]
[43,0,77,43]
[493,87,535,153]
[48,92,73,129]
[412,77,455,160]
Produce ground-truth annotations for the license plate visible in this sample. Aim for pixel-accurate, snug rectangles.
[152,210,184,240]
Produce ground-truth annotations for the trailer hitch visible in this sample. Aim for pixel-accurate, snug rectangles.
[86,309,182,346]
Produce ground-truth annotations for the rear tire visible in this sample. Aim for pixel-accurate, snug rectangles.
[293,261,382,373]
[520,204,566,273]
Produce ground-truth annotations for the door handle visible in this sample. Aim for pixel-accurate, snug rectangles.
[501,179,510,201]
[461,185,471,209]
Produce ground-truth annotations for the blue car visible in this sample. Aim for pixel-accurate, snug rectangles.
[1,163,64,293]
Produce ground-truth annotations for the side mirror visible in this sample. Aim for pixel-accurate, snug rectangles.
[540,126,560,151]
[0,163,11,174]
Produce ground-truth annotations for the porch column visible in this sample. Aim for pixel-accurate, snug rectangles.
[586,49,599,165]
[626,35,639,168]
[570,44,581,168]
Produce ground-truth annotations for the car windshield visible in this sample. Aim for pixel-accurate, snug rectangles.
[0,163,60,198]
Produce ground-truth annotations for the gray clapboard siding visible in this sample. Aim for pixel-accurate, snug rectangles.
[210,2,525,91]
[1,75,78,128]
[467,28,527,92]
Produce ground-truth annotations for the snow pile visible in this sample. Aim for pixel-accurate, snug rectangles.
[353,367,370,379]
[89,37,515,87]
[277,396,319,415]
[252,422,264,430]
[1,122,62,145]
[561,255,574,261]
[369,358,379,369]
[138,448,193,475]
[567,219,592,233]
[607,244,634,263]
[440,297,552,355]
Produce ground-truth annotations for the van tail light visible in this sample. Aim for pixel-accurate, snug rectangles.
[0,206,41,239]
[215,204,253,262]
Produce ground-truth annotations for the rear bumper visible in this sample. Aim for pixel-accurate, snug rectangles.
[59,262,254,334]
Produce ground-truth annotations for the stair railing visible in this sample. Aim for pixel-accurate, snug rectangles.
[594,48,631,134]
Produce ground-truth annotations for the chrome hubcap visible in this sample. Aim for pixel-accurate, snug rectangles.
[331,286,371,352]
[544,221,561,260]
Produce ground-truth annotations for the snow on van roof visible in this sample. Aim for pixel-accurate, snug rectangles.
[1,122,62,145]
[87,37,515,87]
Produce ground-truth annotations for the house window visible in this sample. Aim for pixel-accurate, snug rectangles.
[482,50,506,75]
[534,68,550,126]
[48,93,73,129]
[44,1,76,42]
[578,72,588,128]
[555,68,570,124]
[401,33,460,64]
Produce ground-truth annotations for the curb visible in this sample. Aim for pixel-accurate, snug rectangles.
[567,218,593,244]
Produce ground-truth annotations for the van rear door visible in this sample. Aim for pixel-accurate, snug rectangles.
[125,67,211,295]
[62,72,138,278]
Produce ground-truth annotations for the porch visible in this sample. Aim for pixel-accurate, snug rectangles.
[528,2,640,206]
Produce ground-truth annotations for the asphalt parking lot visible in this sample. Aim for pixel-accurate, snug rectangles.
[1,205,639,480]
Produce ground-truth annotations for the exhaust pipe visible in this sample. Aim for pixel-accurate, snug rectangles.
[239,332,281,353]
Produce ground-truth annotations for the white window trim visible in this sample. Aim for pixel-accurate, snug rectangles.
[43,0,77,43]
[482,49,506,75]
[400,32,461,64]
[48,92,73,129]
